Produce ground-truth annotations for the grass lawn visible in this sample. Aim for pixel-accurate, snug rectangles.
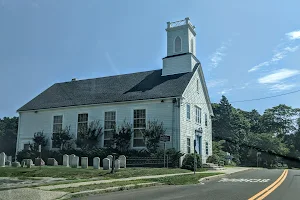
[53,172,222,193]
[0,166,204,180]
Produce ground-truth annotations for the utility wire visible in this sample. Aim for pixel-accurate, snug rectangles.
[181,88,300,105]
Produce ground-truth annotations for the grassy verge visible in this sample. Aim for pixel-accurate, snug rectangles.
[0,166,204,180]
[53,172,222,193]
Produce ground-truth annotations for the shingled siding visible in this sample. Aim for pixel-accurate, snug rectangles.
[179,68,212,164]
[16,98,179,152]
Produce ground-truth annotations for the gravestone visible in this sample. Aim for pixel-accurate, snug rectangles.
[103,158,110,170]
[93,157,100,169]
[114,159,120,171]
[69,154,75,165]
[0,152,6,167]
[63,154,69,167]
[7,156,12,162]
[12,161,21,167]
[81,157,88,169]
[21,159,33,167]
[35,158,45,166]
[47,158,58,166]
[71,156,79,168]
[107,155,113,168]
[5,161,11,167]
[119,155,126,168]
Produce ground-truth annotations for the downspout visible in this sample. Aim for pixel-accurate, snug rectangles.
[172,98,175,148]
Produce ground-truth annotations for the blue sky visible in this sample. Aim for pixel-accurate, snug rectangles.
[0,0,300,118]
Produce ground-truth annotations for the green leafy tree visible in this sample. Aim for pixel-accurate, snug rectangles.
[52,126,73,150]
[0,117,18,155]
[76,120,103,150]
[113,123,132,153]
[143,120,166,153]
[31,131,48,151]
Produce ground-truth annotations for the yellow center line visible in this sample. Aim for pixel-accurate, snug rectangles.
[248,169,288,200]
[256,170,288,200]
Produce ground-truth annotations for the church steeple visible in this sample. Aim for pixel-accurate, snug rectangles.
[162,17,198,76]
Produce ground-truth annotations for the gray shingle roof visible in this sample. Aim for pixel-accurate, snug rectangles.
[18,66,198,111]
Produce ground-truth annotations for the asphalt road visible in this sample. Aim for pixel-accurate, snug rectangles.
[75,169,300,200]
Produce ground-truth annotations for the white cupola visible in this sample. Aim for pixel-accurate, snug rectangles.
[162,17,198,76]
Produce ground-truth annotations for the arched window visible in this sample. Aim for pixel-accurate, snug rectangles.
[190,38,194,53]
[174,36,182,53]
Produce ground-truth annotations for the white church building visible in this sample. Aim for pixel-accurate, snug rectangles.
[16,17,213,163]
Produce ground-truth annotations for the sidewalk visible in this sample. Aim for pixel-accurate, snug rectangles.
[38,167,251,191]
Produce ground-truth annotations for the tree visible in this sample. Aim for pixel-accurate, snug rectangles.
[113,123,132,153]
[52,126,73,150]
[260,104,298,137]
[31,131,48,151]
[76,120,103,150]
[0,117,18,155]
[143,120,166,153]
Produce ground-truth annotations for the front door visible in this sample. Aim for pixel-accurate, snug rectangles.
[194,135,202,155]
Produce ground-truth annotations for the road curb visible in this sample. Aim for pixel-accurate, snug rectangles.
[58,182,161,200]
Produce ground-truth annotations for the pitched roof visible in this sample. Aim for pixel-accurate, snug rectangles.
[18,66,198,112]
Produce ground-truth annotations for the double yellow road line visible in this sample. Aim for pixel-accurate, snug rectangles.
[248,169,288,200]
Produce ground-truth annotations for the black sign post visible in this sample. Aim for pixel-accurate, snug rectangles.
[160,135,171,168]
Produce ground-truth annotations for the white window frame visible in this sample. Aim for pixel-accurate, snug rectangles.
[186,104,191,120]
[195,106,201,124]
[196,79,199,93]
[52,115,63,149]
[174,36,182,53]
[104,111,116,147]
[205,113,208,127]
[77,113,89,138]
[132,109,146,148]
[187,138,191,153]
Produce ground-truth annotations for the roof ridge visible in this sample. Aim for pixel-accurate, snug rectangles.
[58,69,162,84]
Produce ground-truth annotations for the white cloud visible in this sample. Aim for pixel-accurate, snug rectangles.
[286,30,300,40]
[249,45,299,72]
[258,68,300,84]
[269,83,296,91]
[207,79,228,88]
[209,40,231,70]
[218,88,232,95]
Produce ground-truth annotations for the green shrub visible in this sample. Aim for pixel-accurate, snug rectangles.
[181,153,202,171]
[206,154,220,164]
[153,148,183,168]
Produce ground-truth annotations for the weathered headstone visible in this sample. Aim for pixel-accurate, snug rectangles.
[21,160,26,167]
[107,155,113,168]
[26,160,31,168]
[5,161,11,167]
[114,159,120,171]
[21,159,33,167]
[93,157,100,169]
[103,158,110,170]
[47,158,58,166]
[12,161,21,167]
[63,154,69,167]
[119,155,126,168]
[0,152,6,167]
[69,154,75,165]
[7,156,12,162]
[35,158,45,166]
[71,156,79,168]
[81,157,88,169]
